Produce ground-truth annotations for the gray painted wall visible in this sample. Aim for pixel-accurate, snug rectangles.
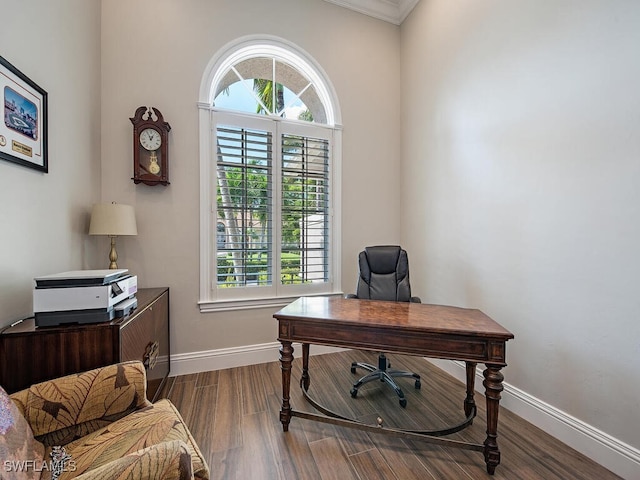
[401,0,640,452]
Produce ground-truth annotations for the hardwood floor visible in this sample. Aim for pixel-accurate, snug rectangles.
[162,350,621,480]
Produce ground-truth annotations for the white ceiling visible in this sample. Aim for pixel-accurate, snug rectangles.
[322,0,420,25]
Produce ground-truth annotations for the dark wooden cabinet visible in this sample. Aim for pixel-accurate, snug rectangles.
[0,287,170,402]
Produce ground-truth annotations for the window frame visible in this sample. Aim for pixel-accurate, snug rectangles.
[198,36,342,312]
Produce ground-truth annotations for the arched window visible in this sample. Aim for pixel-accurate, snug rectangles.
[198,36,342,310]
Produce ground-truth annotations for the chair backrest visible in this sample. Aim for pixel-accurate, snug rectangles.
[355,245,413,302]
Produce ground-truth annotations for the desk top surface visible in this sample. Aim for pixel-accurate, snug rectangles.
[274,296,514,341]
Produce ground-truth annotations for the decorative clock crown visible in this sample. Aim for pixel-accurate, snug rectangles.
[130,106,171,132]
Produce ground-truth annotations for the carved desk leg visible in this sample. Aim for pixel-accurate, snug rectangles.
[301,343,310,391]
[279,341,294,431]
[483,364,505,475]
[464,362,477,419]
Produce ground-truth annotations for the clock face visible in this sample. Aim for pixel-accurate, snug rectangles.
[140,128,162,151]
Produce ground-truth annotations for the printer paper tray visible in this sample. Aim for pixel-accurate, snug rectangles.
[35,308,116,327]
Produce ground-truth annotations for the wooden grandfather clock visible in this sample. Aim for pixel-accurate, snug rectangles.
[130,106,171,186]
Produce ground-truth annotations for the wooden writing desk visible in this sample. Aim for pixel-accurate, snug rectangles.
[274,296,514,475]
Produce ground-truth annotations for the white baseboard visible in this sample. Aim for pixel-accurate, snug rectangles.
[170,341,346,376]
[170,345,639,480]
[427,358,640,480]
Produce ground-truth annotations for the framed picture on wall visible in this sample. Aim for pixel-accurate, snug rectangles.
[0,55,48,173]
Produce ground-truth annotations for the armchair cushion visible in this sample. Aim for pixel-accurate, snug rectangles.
[72,440,192,480]
[12,361,150,447]
[53,399,208,480]
[1,385,45,480]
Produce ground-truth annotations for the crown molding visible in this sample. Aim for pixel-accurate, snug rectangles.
[322,0,420,25]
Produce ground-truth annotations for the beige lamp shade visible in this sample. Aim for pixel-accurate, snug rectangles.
[89,203,138,236]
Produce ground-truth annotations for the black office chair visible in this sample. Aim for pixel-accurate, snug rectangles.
[346,245,421,408]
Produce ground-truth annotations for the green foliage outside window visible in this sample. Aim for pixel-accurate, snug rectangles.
[216,252,305,286]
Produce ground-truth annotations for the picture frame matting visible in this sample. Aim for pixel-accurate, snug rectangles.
[0,55,48,173]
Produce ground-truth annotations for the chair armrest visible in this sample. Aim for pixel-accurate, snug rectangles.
[73,440,194,480]
[12,361,151,441]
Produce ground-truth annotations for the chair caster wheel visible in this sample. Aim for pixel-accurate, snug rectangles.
[399,398,407,408]
[415,379,421,389]
[351,366,357,374]
[350,388,358,398]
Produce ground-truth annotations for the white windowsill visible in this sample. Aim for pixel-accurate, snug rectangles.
[198,291,344,313]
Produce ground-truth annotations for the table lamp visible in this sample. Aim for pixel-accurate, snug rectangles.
[89,202,138,269]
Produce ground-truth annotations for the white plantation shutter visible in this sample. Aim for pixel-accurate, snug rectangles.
[280,134,330,284]
[216,124,273,287]
[213,113,333,298]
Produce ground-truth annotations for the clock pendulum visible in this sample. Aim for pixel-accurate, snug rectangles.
[149,150,160,175]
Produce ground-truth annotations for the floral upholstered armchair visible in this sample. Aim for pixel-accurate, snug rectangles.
[1,361,209,480]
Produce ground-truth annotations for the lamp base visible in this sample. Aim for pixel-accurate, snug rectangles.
[109,236,119,269]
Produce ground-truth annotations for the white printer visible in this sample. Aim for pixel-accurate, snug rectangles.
[33,269,138,326]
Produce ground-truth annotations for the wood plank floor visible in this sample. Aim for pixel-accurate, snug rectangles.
[161,350,622,480]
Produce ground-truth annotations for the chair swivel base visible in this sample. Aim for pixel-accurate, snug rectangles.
[350,356,421,408]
